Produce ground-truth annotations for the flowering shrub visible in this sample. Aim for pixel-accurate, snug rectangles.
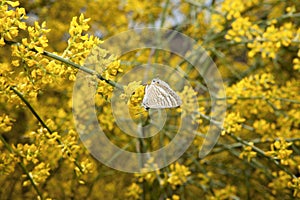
[0,0,299,199]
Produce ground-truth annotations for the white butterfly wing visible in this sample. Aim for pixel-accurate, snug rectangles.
[142,79,182,109]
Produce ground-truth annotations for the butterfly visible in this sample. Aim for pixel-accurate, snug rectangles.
[142,78,182,110]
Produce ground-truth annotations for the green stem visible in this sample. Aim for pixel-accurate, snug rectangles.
[8,41,124,91]
[160,0,170,28]
[228,133,296,179]
[10,86,52,133]
[0,135,43,199]
[200,112,297,178]
[214,137,300,152]
[10,87,84,173]
[41,51,124,91]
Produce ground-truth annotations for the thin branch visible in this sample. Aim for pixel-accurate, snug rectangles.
[228,133,297,179]
[10,86,52,134]
[41,50,124,91]
[0,135,43,199]
[7,40,124,91]
[10,86,84,173]
[200,112,298,178]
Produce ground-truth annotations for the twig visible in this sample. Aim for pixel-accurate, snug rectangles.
[200,112,297,178]
[41,50,124,91]
[7,40,124,91]
[228,133,297,179]
[0,135,43,199]
[10,86,84,173]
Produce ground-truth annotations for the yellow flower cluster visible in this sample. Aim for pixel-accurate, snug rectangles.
[288,177,300,197]
[64,14,101,66]
[13,143,39,165]
[29,127,62,167]
[178,86,198,118]
[54,14,103,82]
[0,62,11,93]
[103,60,123,80]
[293,49,300,71]
[248,22,295,59]
[253,119,276,141]
[0,150,18,175]
[268,171,291,196]
[7,20,50,99]
[75,158,94,176]
[0,114,14,133]
[121,81,142,101]
[221,0,259,20]
[225,17,261,42]
[12,21,50,66]
[226,73,276,117]
[96,60,123,101]
[124,0,163,24]
[197,171,213,186]
[97,104,115,131]
[207,185,237,200]
[128,162,192,198]
[0,1,26,46]
[23,162,50,186]
[239,142,257,162]
[30,125,94,182]
[134,158,162,185]
[167,162,191,189]
[122,81,148,121]
[125,183,142,200]
[229,73,275,99]
[221,112,245,135]
[60,129,81,162]
[210,13,226,32]
[266,138,293,165]
[224,8,297,59]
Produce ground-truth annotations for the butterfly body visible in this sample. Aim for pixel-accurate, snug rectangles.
[142,78,182,109]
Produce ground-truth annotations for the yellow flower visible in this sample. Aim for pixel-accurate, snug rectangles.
[253,119,276,141]
[222,112,245,135]
[167,162,191,189]
[265,138,293,165]
[0,114,14,133]
[121,81,142,101]
[125,183,142,200]
[225,17,261,42]
[222,0,258,20]
[293,50,300,71]
[239,142,257,162]
[0,1,27,46]
[211,14,226,32]
[135,157,161,184]
[288,177,300,197]
[124,0,163,23]
[178,86,198,118]
[75,158,95,176]
[268,171,290,195]
[0,151,18,175]
[248,22,295,59]
[208,185,237,200]
[127,84,148,122]
[23,162,50,186]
